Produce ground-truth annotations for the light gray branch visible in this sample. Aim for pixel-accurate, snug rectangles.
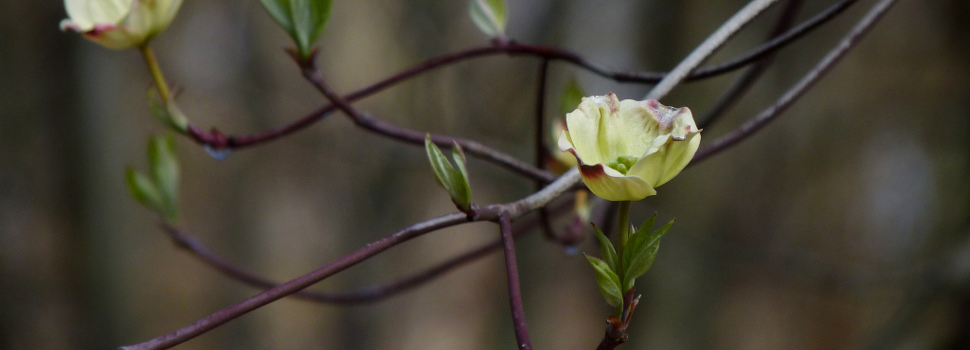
[645,0,781,101]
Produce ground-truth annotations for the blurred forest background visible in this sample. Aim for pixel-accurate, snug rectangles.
[2,0,969,349]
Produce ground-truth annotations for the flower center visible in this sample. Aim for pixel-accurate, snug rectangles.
[605,155,637,175]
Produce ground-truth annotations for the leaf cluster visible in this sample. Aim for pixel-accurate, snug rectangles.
[257,0,333,60]
[425,134,473,212]
[585,214,673,314]
[125,134,181,224]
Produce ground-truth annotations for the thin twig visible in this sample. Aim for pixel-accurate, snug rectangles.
[123,0,878,347]
[119,169,581,349]
[698,0,804,129]
[693,0,900,163]
[500,211,533,350]
[533,58,563,244]
[645,0,781,100]
[534,58,550,186]
[127,0,895,336]
[187,0,856,150]
[291,52,558,184]
[119,212,468,350]
[159,223,493,304]
[156,198,576,305]
[688,0,859,81]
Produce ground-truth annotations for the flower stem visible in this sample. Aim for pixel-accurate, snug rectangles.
[139,44,171,103]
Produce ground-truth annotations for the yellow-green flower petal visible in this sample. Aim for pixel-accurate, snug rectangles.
[63,0,131,30]
[558,93,701,201]
[547,118,579,174]
[61,0,184,50]
[579,163,657,201]
[627,131,701,188]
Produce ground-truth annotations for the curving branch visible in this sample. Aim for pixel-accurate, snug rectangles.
[155,198,575,305]
[289,51,557,184]
[187,0,857,151]
[533,58,551,186]
[693,0,900,163]
[121,211,470,350]
[159,222,495,303]
[532,58,567,244]
[121,0,890,348]
[686,0,858,81]
[119,168,582,350]
[159,223,495,304]
[645,0,781,100]
[126,0,900,336]
[697,0,804,129]
[500,211,533,350]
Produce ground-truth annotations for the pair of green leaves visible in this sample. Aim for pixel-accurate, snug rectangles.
[257,0,333,60]
[585,215,674,313]
[425,134,472,212]
[126,134,181,224]
[469,0,508,39]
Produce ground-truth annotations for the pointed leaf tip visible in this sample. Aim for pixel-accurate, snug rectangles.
[425,134,472,211]
[147,134,180,223]
[560,78,587,116]
[258,0,333,59]
[585,254,623,309]
[125,167,163,212]
[469,0,507,38]
[621,219,675,290]
[592,224,618,273]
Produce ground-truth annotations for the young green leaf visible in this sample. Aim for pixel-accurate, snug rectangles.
[258,0,333,59]
[425,134,472,211]
[639,213,657,235]
[148,134,180,223]
[621,215,661,271]
[622,219,675,291]
[469,0,507,39]
[451,142,469,188]
[585,254,623,310]
[125,167,163,213]
[559,78,586,116]
[592,224,618,273]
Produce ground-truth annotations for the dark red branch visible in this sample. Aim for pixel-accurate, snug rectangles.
[532,58,566,245]
[290,52,558,184]
[687,0,857,81]
[121,213,469,350]
[693,0,897,163]
[156,199,575,305]
[119,0,882,347]
[119,166,584,349]
[697,0,804,129]
[500,211,533,350]
[534,58,550,185]
[159,222,495,304]
[187,0,856,151]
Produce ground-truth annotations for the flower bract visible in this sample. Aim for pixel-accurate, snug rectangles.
[558,93,701,201]
[60,0,183,50]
